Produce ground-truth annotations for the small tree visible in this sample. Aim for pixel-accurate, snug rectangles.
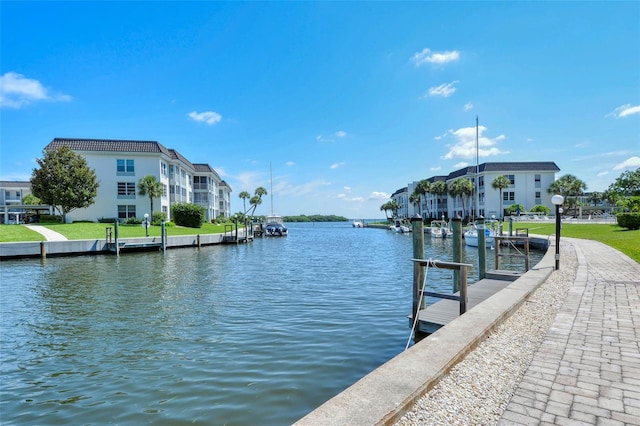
[138,175,163,216]
[529,205,550,215]
[171,203,205,228]
[22,193,41,205]
[30,146,99,223]
[491,175,511,220]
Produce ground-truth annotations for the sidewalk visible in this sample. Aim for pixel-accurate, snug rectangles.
[499,238,640,425]
[24,225,68,241]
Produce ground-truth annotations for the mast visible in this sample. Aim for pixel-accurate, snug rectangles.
[270,162,274,215]
[475,116,479,221]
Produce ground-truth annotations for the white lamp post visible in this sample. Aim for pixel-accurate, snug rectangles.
[143,213,150,237]
[551,195,564,270]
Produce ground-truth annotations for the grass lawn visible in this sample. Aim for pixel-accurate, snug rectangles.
[0,222,235,243]
[0,225,46,242]
[516,222,640,263]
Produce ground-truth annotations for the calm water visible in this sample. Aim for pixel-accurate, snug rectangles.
[0,222,542,425]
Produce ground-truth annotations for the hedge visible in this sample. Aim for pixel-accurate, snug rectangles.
[617,212,640,230]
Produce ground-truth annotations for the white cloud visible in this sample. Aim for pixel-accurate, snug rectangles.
[337,193,365,202]
[368,192,390,200]
[411,48,460,66]
[343,186,352,193]
[464,102,473,111]
[442,125,510,160]
[187,110,222,125]
[330,162,345,169]
[597,171,609,177]
[607,104,640,118]
[0,72,71,108]
[430,166,442,171]
[286,161,295,166]
[426,81,459,98]
[317,131,347,143]
[613,156,640,170]
[454,162,468,168]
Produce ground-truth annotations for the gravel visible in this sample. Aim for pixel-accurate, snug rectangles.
[395,242,578,426]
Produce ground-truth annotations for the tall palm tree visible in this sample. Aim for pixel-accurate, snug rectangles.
[449,178,474,219]
[409,192,421,217]
[431,180,448,219]
[412,179,431,219]
[247,186,268,216]
[239,191,251,214]
[138,175,163,217]
[548,174,587,217]
[491,175,511,220]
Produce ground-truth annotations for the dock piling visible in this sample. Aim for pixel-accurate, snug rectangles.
[411,215,426,321]
[477,216,486,279]
[452,216,462,293]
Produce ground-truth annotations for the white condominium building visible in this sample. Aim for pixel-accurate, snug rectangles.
[44,138,232,223]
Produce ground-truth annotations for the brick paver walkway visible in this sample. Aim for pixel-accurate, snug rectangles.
[499,238,640,425]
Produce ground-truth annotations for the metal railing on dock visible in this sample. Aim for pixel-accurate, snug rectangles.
[494,235,530,272]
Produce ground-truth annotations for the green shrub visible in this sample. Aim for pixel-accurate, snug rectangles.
[529,205,550,215]
[98,217,118,223]
[506,204,526,215]
[40,214,62,223]
[73,220,94,223]
[125,217,143,225]
[171,203,205,228]
[617,212,640,230]
[152,211,167,226]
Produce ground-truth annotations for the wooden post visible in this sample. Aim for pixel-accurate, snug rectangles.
[459,265,468,314]
[477,216,486,279]
[40,241,46,259]
[495,235,500,270]
[197,234,201,248]
[114,220,120,256]
[452,216,462,293]
[161,220,166,252]
[525,239,530,271]
[411,215,426,320]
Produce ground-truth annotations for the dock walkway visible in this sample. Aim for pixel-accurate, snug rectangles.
[498,238,640,425]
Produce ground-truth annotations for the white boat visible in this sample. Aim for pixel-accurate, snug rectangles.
[263,163,287,237]
[352,220,364,228]
[264,214,288,237]
[464,224,496,247]
[389,219,411,233]
[428,220,451,238]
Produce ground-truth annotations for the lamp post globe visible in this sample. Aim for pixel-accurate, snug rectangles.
[551,195,564,270]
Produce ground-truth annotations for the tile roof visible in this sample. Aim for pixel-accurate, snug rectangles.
[0,181,31,188]
[448,161,560,180]
[168,149,194,170]
[193,163,221,180]
[46,138,172,157]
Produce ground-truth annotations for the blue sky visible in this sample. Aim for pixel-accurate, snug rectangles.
[1,1,639,219]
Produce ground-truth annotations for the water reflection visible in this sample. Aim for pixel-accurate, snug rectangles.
[0,223,544,425]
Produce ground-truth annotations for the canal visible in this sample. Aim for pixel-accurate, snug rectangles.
[0,222,543,425]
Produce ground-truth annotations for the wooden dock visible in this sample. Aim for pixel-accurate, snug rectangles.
[413,276,520,335]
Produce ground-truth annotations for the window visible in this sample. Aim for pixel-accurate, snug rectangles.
[535,191,541,204]
[507,174,515,185]
[117,159,135,174]
[503,191,515,201]
[117,182,136,198]
[118,205,136,220]
[162,184,167,198]
[535,174,541,188]
[478,176,484,188]
[161,163,168,177]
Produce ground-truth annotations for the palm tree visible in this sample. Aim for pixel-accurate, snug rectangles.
[449,178,474,220]
[380,202,392,222]
[431,180,448,219]
[491,175,511,220]
[247,187,268,216]
[412,179,431,219]
[239,191,251,214]
[548,174,587,217]
[409,192,421,217]
[389,200,401,219]
[138,175,163,217]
